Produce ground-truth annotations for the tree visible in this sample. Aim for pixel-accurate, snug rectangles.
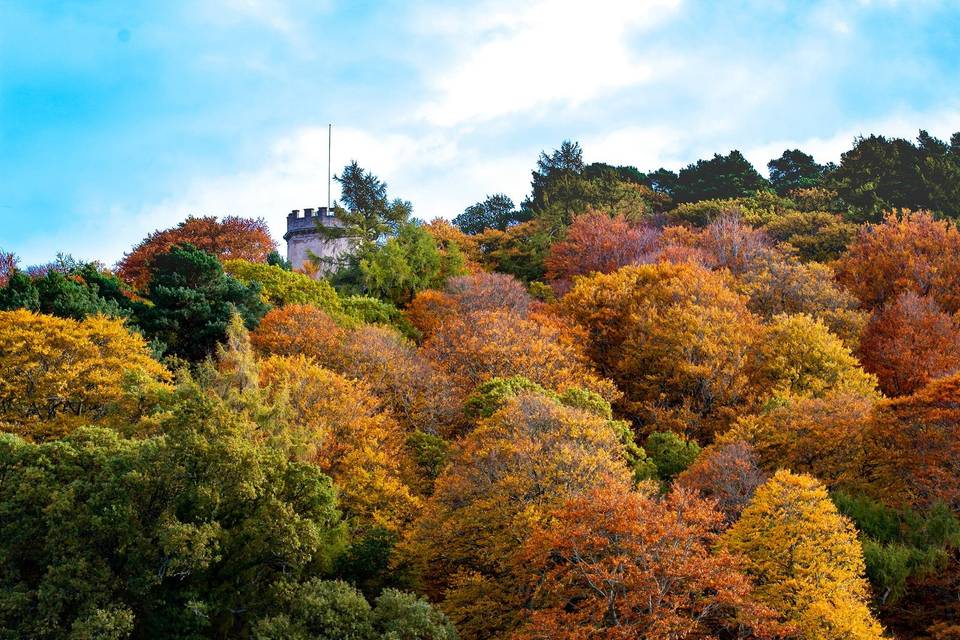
[761,210,857,262]
[0,386,345,639]
[454,194,525,235]
[326,162,413,247]
[835,210,960,312]
[728,393,875,489]
[544,211,658,293]
[524,140,585,213]
[560,262,760,440]
[0,263,136,320]
[422,307,616,402]
[258,354,419,534]
[737,256,866,348]
[859,291,960,396]
[252,580,458,640]
[0,249,16,287]
[722,471,885,640]
[829,131,960,221]
[0,309,170,439]
[675,440,767,524]
[862,373,960,510]
[404,393,631,639]
[768,149,827,194]
[750,314,878,401]
[117,215,275,289]
[251,303,346,357]
[474,220,552,282]
[513,482,782,640]
[223,259,343,312]
[137,244,270,360]
[357,224,465,306]
[674,150,770,203]
[643,431,701,481]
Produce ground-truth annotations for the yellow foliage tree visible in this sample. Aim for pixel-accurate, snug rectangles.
[750,314,878,401]
[0,309,170,439]
[258,354,419,533]
[722,470,885,640]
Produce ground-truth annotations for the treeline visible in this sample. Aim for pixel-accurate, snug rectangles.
[1,129,960,639]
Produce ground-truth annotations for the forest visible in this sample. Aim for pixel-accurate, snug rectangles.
[2,130,960,640]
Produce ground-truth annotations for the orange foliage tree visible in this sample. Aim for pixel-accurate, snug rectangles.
[727,393,875,490]
[513,482,782,640]
[859,291,960,396]
[406,271,532,338]
[544,211,658,293]
[258,354,418,532]
[835,210,960,313]
[0,309,170,439]
[252,305,461,436]
[117,215,275,288]
[404,392,631,639]
[560,262,760,440]
[422,307,616,402]
[250,304,346,358]
[862,373,960,509]
[675,440,767,524]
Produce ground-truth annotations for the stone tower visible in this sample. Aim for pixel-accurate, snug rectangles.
[283,207,354,275]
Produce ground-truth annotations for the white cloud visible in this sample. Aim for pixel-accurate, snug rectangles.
[71,125,534,265]
[742,106,960,170]
[416,0,684,127]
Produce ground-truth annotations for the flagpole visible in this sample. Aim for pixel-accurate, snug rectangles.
[327,123,332,214]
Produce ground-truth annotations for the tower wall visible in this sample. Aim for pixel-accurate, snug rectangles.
[283,207,355,275]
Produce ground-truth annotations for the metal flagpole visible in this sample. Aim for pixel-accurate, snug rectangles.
[327,123,332,214]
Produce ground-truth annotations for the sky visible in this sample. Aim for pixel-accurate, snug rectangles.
[2,0,960,266]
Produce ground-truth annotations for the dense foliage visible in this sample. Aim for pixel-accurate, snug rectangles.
[5,130,960,638]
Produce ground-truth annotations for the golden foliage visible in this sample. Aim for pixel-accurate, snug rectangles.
[258,354,418,532]
[560,262,759,439]
[0,309,170,439]
[722,470,884,640]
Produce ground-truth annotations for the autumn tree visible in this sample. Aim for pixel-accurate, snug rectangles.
[750,314,878,401]
[474,220,552,282]
[544,211,658,293]
[675,440,767,524]
[0,309,170,439]
[0,250,18,287]
[835,210,960,313]
[858,291,960,396]
[117,215,275,289]
[722,471,885,640]
[422,307,616,402]
[728,393,875,489]
[513,482,782,640]
[250,304,346,358]
[560,262,760,439]
[258,354,419,533]
[862,373,960,510]
[761,210,857,262]
[737,256,867,347]
[404,393,631,639]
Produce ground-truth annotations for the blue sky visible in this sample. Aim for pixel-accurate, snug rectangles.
[2,0,960,265]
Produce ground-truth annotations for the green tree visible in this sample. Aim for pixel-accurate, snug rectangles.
[137,244,270,360]
[644,431,701,482]
[357,224,465,305]
[324,161,413,247]
[767,149,829,194]
[453,194,525,234]
[0,385,345,639]
[674,150,770,203]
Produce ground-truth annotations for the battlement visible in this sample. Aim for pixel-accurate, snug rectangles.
[283,206,354,275]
